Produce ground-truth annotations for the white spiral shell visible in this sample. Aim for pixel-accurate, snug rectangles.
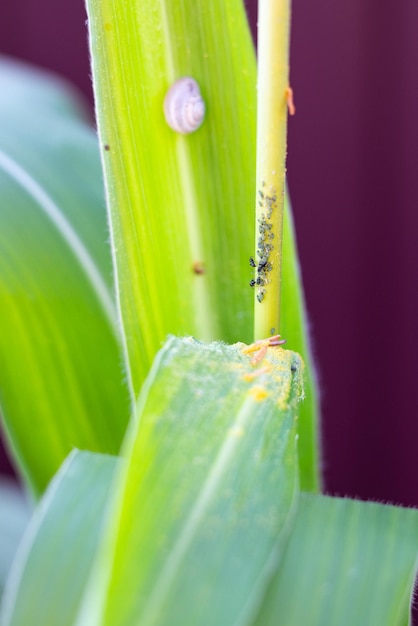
[163,77,205,134]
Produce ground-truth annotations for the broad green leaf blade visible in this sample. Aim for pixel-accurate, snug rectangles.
[0,480,31,603]
[86,0,257,396]
[77,337,303,626]
[0,450,118,626]
[0,60,130,495]
[252,493,418,626]
[86,0,320,491]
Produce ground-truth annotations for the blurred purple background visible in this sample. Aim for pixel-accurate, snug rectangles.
[1,1,418,507]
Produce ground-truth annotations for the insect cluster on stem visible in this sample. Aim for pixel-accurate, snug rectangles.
[249,181,277,302]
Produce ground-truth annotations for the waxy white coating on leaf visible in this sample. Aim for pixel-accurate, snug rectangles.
[163,77,205,134]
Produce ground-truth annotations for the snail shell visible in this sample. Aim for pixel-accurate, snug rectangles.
[163,77,205,134]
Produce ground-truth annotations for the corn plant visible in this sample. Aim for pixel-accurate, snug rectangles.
[0,1,417,624]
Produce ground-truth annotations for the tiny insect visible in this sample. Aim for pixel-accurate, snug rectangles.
[242,335,287,367]
[286,86,296,116]
[250,344,268,366]
[249,257,256,268]
[192,261,206,275]
[268,334,287,347]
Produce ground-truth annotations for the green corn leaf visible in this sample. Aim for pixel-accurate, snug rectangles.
[252,493,418,626]
[281,196,321,491]
[86,0,257,398]
[86,0,320,491]
[0,59,130,496]
[0,451,118,626]
[0,479,31,604]
[77,336,302,626]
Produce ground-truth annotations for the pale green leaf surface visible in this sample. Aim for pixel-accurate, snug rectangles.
[86,0,257,397]
[0,62,130,495]
[0,451,118,626]
[77,336,302,626]
[252,493,418,626]
[0,480,31,603]
[0,58,113,287]
[86,0,319,491]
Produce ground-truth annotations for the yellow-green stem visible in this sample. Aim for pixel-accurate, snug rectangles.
[253,0,291,340]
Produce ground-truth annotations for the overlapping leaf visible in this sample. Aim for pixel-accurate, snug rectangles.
[0,451,117,626]
[253,493,418,626]
[77,337,302,626]
[0,479,31,604]
[0,59,130,495]
[2,340,417,626]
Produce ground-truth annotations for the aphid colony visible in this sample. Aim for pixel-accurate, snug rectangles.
[250,183,277,303]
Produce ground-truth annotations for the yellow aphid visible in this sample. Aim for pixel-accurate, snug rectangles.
[242,334,286,355]
[242,335,286,367]
[250,344,268,366]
